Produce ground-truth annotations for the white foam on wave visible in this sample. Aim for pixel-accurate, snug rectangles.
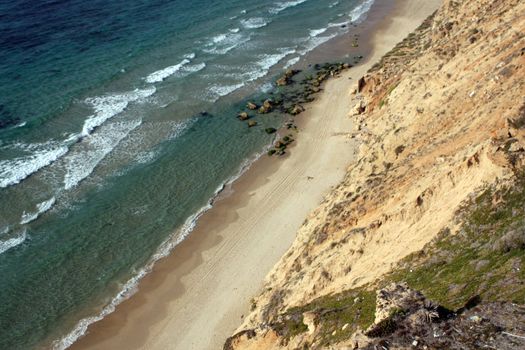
[82,87,155,137]
[0,228,27,255]
[0,86,155,189]
[229,27,240,33]
[20,197,56,225]
[52,148,266,350]
[212,34,227,43]
[284,0,373,60]
[0,142,69,188]
[240,17,268,29]
[208,83,245,100]
[270,0,308,14]
[182,62,206,74]
[260,82,274,93]
[166,119,193,141]
[349,0,375,23]
[284,56,301,69]
[204,45,231,55]
[145,59,191,83]
[52,205,207,350]
[299,33,338,55]
[249,48,297,81]
[310,20,351,39]
[203,33,251,55]
[111,119,194,179]
[309,27,328,37]
[203,43,239,55]
[206,47,295,101]
[135,150,158,165]
[329,1,339,8]
[328,20,350,28]
[64,120,142,190]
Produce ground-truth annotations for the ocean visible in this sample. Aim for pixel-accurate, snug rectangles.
[0,0,374,348]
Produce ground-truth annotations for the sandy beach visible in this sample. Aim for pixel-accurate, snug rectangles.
[71,0,442,349]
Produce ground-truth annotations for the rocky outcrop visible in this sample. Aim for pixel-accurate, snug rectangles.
[267,136,295,157]
[350,100,366,116]
[258,99,273,114]
[276,69,300,86]
[238,112,249,120]
[359,284,525,350]
[289,105,305,116]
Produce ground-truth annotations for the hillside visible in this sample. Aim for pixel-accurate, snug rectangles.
[225,0,525,348]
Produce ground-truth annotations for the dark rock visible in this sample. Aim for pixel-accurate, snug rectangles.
[357,76,366,93]
[224,329,257,350]
[317,73,328,81]
[276,77,288,86]
[238,112,249,121]
[258,99,273,114]
[265,127,277,134]
[286,122,296,130]
[395,145,405,156]
[362,287,522,350]
[273,97,284,106]
[275,140,286,149]
[290,105,305,115]
[304,96,315,103]
[276,69,300,86]
[286,69,300,77]
[248,120,257,127]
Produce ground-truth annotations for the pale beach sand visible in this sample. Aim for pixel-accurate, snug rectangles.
[71,0,442,349]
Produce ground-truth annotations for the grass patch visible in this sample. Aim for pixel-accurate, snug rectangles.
[267,173,525,347]
[276,288,376,346]
[378,84,399,109]
[389,174,525,310]
[387,83,399,95]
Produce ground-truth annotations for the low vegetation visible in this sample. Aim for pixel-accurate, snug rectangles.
[269,173,525,346]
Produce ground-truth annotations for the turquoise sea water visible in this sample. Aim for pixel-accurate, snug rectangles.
[0,0,375,348]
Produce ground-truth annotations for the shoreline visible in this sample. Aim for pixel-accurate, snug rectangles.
[70,0,442,349]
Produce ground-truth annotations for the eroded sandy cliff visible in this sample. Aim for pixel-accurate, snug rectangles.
[226,0,525,348]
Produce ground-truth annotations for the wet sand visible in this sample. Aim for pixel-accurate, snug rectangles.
[71,0,442,349]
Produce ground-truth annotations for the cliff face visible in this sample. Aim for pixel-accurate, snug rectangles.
[226,0,525,348]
